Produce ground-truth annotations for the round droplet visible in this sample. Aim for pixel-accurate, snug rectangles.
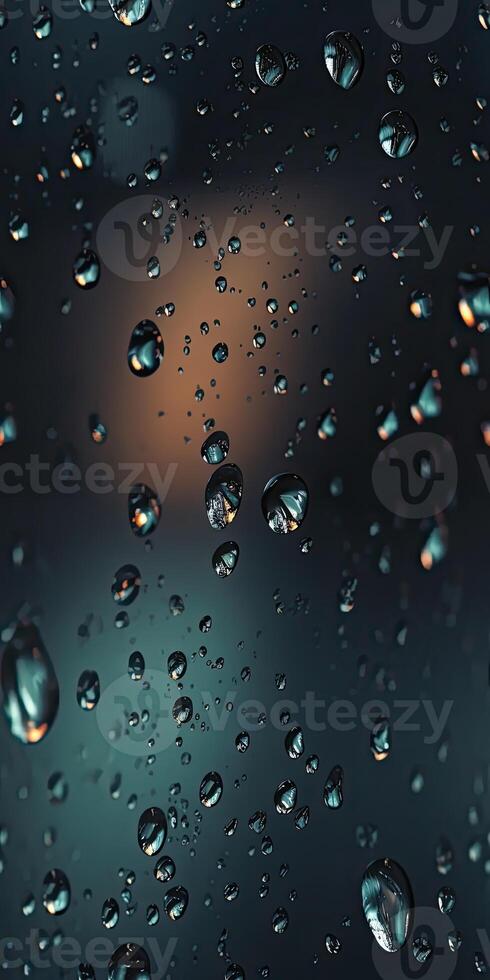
[76,670,100,711]
[379,110,418,158]
[201,431,230,464]
[42,869,71,915]
[73,248,100,289]
[205,464,243,530]
[361,858,413,952]
[1,622,59,744]
[255,43,286,86]
[323,31,363,90]
[128,320,164,377]
[212,541,239,578]
[261,473,308,534]
[111,564,141,606]
[199,771,223,807]
[107,944,151,980]
[163,885,188,921]
[128,484,161,537]
[138,806,167,856]
[212,342,228,364]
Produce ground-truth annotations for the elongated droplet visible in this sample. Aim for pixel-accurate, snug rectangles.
[1,622,59,744]
[128,320,164,377]
[261,473,308,533]
[323,31,363,89]
[199,771,223,807]
[42,868,71,915]
[77,670,100,710]
[205,464,243,530]
[108,943,151,980]
[212,541,239,577]
[112,564,141,605]
[361,858,413,952]
[163,885,188,920]
[138,806,167,856]
[128,484,161,537]
[274,778,297,814]
[324,765,343,808]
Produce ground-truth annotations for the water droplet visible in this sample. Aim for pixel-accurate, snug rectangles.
[128,484,161,537]
[108,0,151,26]
[199,771,223,807]
[370,718,391,761]
[212,541,239,577]
[274,778,297,814]
[102,897,120,929]
[73,249,100,289]
[163,885,188,920]
[323,31,363,89]
[205,464,243,530]
[154,855,175,882]
[76,670,100,710]
[70,126,96,170]
[167,651,187,680]
[128,320,164,377]
[42,869,71,915]
[138,807,167,856]
[361,858,413,952]
[107,944,151,980]
[201,430,230,464]
[379,111,418,158]
[111,565,141,605]
[285,726,304,759]
[255,43,286,86]
[1,622,59,744]
[438,886,456,914]
[324,765,344,808]
[261,473,308,534]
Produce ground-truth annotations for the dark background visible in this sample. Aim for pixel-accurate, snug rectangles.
[0,0,489,977]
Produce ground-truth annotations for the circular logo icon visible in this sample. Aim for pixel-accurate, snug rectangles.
[96,670,175,756]
[372,432,457,519]
[96,195,183,283]
[372,0,458,44]
[372,906,457,980]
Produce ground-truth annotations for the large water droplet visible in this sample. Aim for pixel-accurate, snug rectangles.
[379,110,418,158]
[138,807,167,856]
[261,473,309,534]
[107,943,151,980]
[361,858,413,952]
[128,484,161,537]
[205,464,243,530]
[255,43,286,86]
[323,31,363,89]
[108,0,151,26]
[128,320,164,377]
[1,622,59,744]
